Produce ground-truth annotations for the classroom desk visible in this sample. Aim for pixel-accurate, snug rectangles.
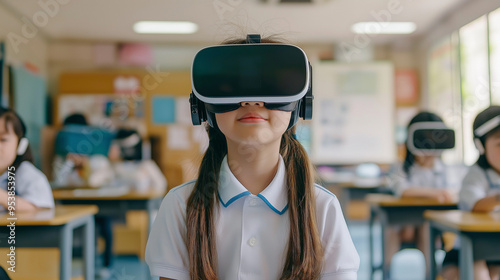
[0,205,98,280]
[367,194,457,280]
[322,177,388,212]
[425,210,500,280]
[52,188,164,233]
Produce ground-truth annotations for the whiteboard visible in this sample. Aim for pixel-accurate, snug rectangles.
[311,62,396,164]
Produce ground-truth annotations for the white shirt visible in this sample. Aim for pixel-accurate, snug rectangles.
[459,164,500,211]
[0,161,55,211]
[112,160,167,193]
[146,155,359,280]
[391,159,457,197]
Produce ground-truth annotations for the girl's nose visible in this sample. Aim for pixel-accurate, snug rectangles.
[240,101,264,107]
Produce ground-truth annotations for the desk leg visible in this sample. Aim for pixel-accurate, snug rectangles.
[377,208,390,280]
[147,199,154,234]
[428,222,438,280]
[59,224,73,280]
[459,233,474,280]
[369,208,375,280]
[340,187,350,214]
[83,216,95,280]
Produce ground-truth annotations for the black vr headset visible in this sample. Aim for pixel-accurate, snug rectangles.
[189,34,313,130]
[407,122,455,155]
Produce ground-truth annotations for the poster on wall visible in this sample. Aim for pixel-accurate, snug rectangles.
[312,62,396,164]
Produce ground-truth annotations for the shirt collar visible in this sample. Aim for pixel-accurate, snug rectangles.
[218,155,288,215]
[486,168,500,185]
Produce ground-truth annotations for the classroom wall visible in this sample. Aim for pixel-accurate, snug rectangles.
[46,39,417,96]
[0,3,48,77]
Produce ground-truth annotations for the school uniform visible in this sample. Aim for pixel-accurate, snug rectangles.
[459,164,500,211]
[112,160,167,193]
[146,155,360,280]
[392,159,455,197]
[0,161,55,211]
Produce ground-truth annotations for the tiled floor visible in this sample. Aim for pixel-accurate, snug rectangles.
[92,220,442,280]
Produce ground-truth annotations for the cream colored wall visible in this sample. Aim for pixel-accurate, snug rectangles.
[0,3,48,77]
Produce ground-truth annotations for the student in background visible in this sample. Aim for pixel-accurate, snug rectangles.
[108,129,166,193]
[388,111,457,275]
[458,105,500,280]
[0,106,54,211]
[52,113,114,187]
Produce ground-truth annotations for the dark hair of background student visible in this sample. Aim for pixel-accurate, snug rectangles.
[474,105,500,170]
[0,106,34,169]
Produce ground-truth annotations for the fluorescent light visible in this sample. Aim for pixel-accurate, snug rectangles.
[133,21,198,34]
[351,22,416,34]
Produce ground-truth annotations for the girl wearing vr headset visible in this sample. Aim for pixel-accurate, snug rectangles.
[146,36,359,280]
[458,105,500,280]
[388,112,457,276]
[0,106,54,212]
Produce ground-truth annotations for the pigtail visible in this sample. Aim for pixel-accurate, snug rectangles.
[279,127,323,280]
[186,124,227,280]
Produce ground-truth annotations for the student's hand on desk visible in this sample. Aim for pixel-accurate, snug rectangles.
[66,153,88,167]
[436,189,455,203]
[0,189,37,212]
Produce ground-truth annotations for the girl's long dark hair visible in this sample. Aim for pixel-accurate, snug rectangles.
[403,111,443,175]
[186,125,323,280]
[0,107,34,170]
[185,37,323,280]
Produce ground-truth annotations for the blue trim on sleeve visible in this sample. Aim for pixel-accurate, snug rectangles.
[315,184,337,198]
[218,191,251,207]
[257,194,288,215]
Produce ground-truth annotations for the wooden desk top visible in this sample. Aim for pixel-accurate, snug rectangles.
[366,194,457,207]
[53,188,165,200]
[0,205,98,226]
[322,178,387,189]
[425,210,500,232]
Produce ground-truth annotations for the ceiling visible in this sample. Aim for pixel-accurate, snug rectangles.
[1,0,465,45]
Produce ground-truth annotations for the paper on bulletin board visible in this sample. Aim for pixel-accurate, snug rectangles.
[168,124,191,150]
[152,95,175,124]
[192,125,209,153]
[312,62,396,164]
[176,97,192,124]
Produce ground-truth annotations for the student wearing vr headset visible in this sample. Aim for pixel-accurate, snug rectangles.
[388,111,457,277]
[457,105,500,280]
[146,35,359,280]
[0,106,54,212]
[109,128,166,193]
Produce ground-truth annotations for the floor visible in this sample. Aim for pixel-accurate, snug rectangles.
[80,219,445,280]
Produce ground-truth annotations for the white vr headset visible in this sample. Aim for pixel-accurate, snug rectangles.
[407,122,455,155]
[189,34,313,130]
[474,115,500,154]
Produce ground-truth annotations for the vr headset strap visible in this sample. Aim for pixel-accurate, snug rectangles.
[246,34,261,44]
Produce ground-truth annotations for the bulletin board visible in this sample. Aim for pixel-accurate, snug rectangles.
[11,65,47,167]
[311,62,396,164]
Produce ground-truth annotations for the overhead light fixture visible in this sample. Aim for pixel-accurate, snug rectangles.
[133,21,198,34]
[351,22,416,34]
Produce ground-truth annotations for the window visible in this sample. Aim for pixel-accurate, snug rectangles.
[427,7,500,166]
[459,16,490,165]
[428,34,462,164]
[490,8,500,104]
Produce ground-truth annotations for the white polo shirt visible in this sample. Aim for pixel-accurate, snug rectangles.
[146,155,359,280]
[459,164,500,211]
[0,161,55,211]
[390,159,456,197]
